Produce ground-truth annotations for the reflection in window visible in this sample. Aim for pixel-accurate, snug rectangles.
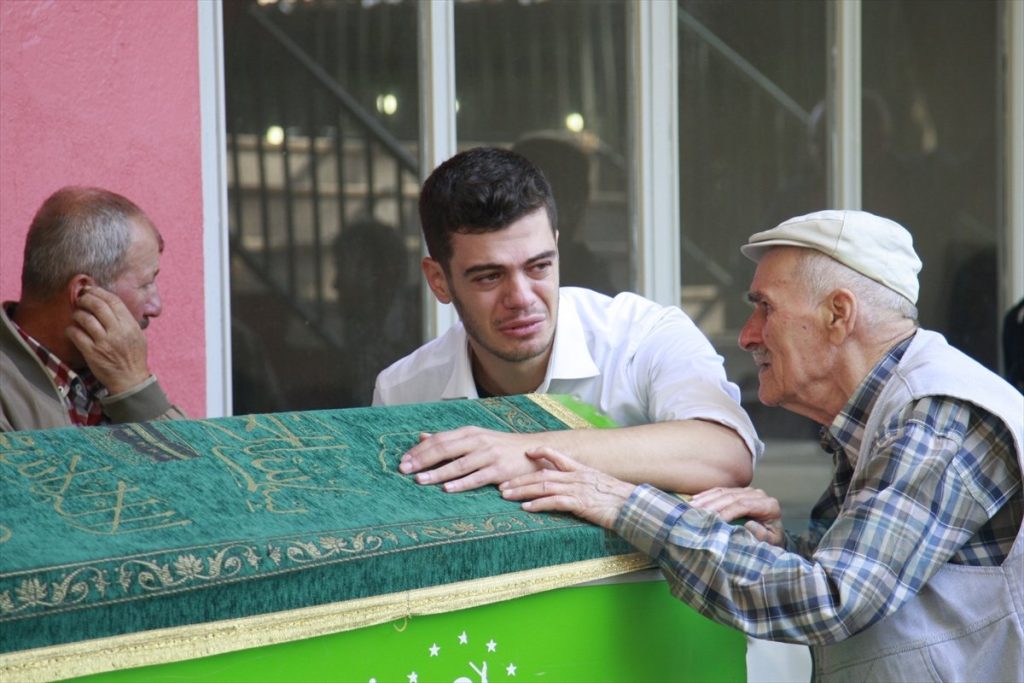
[224,0,422,414]
[863,0,999,371]
[454,0,632,295]
[678,0,826,444]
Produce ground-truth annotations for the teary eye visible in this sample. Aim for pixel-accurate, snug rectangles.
[474,271,501,284]
[529,261,553,276]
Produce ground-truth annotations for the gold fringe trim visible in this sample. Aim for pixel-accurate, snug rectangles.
[525,394,595,430]
[0,553,654,682]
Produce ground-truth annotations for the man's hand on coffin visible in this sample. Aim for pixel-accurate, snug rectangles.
[66,286,151,394]
[499,447,635,529]
[399,426,552,492]
[688,486,786,546]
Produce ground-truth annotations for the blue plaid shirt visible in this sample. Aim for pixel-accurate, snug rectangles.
[615,336,1021,645]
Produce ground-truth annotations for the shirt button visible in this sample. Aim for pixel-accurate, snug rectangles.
[58,386,69,397]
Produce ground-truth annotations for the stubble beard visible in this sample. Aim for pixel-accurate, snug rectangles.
[452,296,554,364]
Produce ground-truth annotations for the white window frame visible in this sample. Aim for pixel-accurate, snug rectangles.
[829,0,862,209]
[199,0,232,417]
[1003,0,1024,321]
[417,0,459,340]
[632,0,681,306]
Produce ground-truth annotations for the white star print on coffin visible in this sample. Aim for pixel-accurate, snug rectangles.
[369,629,518,682]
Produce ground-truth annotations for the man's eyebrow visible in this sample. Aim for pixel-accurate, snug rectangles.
[526,249,558,264]
[463,262,504,277]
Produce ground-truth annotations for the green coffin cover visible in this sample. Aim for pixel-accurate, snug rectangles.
[0,394,635,657]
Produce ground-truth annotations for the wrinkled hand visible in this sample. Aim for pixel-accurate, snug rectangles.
[689,486,785,546]
[499,447,635,530]
[399,426,551,492]
[66,287,150,394]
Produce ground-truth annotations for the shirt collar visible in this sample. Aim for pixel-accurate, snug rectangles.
[536,290,600,391]
[439,289,600,399]
[825,333,915,466]
[5,303,80,385]
[441,326,477,399]
[5,303,107,425]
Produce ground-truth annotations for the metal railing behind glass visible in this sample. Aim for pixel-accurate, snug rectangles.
[226,2,419,353]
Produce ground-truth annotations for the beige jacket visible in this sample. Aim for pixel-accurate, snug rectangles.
[1,302,185,432]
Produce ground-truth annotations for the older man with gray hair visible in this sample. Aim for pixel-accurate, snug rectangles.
[501,210,1023,682]
[1,186,184,432]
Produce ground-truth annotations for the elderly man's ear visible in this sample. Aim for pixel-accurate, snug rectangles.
[823,288,857,344]
[67,274,97,307]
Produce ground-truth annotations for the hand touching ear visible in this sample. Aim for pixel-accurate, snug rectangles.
[66,287,151,394]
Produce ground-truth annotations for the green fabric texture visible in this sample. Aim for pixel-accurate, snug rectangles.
[0,395,624,653]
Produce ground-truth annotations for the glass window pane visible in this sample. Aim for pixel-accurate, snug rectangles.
[224,0,422,414]
[863,0,1000,370]
[678,0,827,439]
[454,0,632,295]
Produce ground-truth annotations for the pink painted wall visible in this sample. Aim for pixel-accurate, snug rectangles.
[1,0,206,417]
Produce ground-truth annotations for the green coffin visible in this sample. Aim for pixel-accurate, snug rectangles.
[0,394,745,681]
[68,576,746,683]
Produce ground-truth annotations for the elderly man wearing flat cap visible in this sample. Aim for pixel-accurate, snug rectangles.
[501,210,1023,682]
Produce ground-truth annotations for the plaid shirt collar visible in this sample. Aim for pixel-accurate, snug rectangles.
[821,333,915,468]
[5,303,107,426]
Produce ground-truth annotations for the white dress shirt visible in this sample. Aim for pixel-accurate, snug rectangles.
[373,287,762,462]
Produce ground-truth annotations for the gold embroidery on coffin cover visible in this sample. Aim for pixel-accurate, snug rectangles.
[0,395,604,619]
[0,509,583,619]
[0,394,622,668]
[0,440,190,536]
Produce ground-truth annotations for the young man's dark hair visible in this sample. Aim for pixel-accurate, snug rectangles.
[418,147,557,271]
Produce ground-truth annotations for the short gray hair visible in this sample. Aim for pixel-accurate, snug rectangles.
[21,187,162,301]
[794,248,918,326]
